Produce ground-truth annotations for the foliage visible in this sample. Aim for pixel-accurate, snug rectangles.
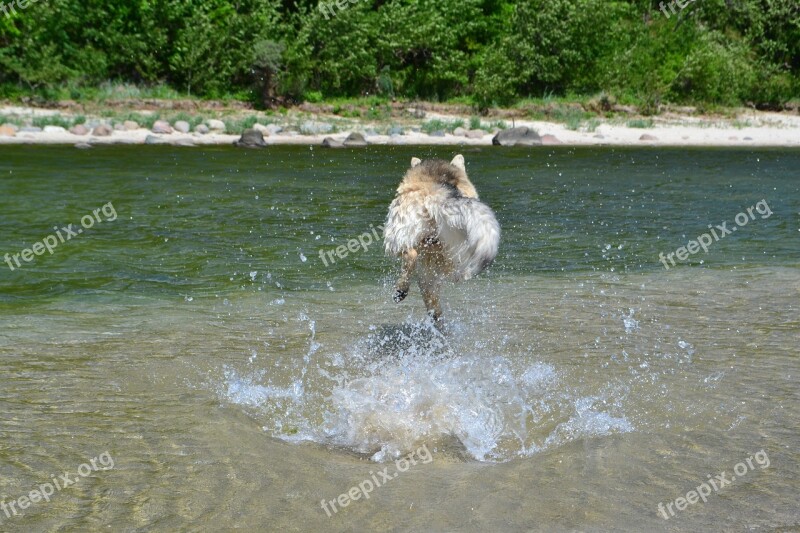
[0,0,796,109]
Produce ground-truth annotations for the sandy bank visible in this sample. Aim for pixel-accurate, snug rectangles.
[1,106,798,147]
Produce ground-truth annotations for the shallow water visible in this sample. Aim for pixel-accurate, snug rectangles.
[0,145,798,531]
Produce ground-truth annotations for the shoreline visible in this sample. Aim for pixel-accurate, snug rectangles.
[1,105,798,148]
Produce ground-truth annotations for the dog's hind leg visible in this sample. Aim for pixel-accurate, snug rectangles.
[393,248,418,303]
[417,258,443,324]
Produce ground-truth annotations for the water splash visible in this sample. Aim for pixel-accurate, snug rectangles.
[219,318,634,463]
[623,308,639,333]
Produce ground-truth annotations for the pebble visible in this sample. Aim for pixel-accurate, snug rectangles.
[541,134,563,145]
[151,120,173,134]
[207,119,226,132]
[465,129,486,139]
[92,124,113,137]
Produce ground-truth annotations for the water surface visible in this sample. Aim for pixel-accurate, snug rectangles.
[0,146,798,531]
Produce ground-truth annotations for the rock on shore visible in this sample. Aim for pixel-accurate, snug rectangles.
[493,127,542,146]
[234,129,267,148]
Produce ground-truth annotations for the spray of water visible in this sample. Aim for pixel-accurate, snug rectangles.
[220,314,633,463]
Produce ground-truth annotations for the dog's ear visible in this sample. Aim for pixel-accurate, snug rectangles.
[411,157,422,168]
[450,154,465,171]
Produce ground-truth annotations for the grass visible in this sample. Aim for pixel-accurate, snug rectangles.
[328,98,394,121]
[92,82,183,101]
[467,116,503,131]
[420,118,468,134]
[365,104,393,121]
[627,118,654,128]
[319,95,392,108]
[0,106,331,135]
[585,118,602,132]
[332,106,361,118]
[30,115,84,129]
[550,106,593,130]
[1,113,86,129]
[112,112,161,129]
[4,83,784,139]
[421,119,448,134]
[2,81,795,125]
[514,92,594,108]
[518,100,595,130]
[0,81,187,104]
[444,96,475,107]
[223,115,260,135]
[8,110,263,133]
[0,115,23,127]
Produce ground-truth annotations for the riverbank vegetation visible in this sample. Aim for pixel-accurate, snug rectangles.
[0,0,797,113]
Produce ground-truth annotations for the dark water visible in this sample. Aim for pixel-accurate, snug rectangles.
[0,145,798,531]
[1,146,797,300]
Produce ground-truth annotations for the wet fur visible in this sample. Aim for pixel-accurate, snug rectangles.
[384,155,500,323]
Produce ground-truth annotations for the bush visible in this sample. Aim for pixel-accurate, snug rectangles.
[0,0,795,109]
[750,67,798,108]
[303,91,324,104]
[671,32,757,105]
[474,0,635,108]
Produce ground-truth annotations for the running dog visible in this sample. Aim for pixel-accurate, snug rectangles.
[384,155,500,323]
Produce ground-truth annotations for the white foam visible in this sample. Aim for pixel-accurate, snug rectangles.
[218,321,634,463]
[224,369,300,407]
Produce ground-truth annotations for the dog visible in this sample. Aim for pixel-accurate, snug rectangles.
[383,155,500,323]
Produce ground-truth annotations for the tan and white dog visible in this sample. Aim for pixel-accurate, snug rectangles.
[384,155,500,323]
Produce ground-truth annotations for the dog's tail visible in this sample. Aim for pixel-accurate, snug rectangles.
[425,195,500,281]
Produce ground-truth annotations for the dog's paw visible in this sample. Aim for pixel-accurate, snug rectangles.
[393,289,408,303]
